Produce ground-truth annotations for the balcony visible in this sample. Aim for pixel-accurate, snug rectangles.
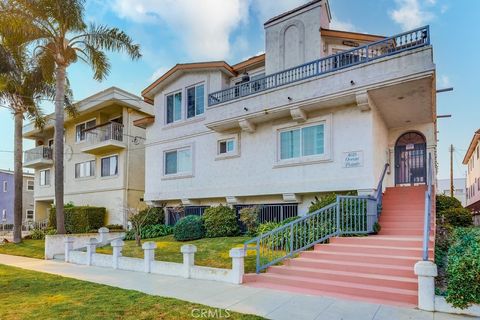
[23,146,53,169]
[208,26,430,106]
[81,122,126,155]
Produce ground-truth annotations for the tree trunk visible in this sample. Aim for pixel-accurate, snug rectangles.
[54,65,66,234]
[12,111,23,243]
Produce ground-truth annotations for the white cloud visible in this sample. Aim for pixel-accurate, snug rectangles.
[389,0,435,30]
[437,75,451,88]
[112,0,250,60]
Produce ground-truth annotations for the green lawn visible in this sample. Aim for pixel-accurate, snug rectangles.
[0,235,258,273]
[0,239,44,259]
[0,264,263,320]
[96,235,257,273]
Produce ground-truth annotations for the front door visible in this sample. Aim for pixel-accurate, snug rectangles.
[395,132,427,185]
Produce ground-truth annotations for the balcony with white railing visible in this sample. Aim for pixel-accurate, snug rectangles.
[81,122,126,155]
[23,146,54,169]
[205,26,434,133]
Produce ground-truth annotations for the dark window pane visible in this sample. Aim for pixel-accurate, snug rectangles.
[166,95,174,123]
[187,87,195,118]
[196,85,204,115]
[165,151,177,174]
[219,141,227,154]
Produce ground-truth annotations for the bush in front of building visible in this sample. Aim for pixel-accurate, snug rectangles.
[49,206,106,234]
[308,191,357,213]
[436,194,463,214]
[445,227,480,309]
[202,205,239,238]
[239,207,259,236]
[138,206,165,226]
[124,224,173,240]
[27,228,57,240]
[440,207,473,227]
[173,215,205,241]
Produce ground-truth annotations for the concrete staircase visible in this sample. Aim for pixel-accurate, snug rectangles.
[244,185,434,307]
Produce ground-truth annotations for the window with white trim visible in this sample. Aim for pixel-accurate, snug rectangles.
[101,156,118,177]
[26,180,34,191]
[75,160,96,178]
[164,147,192,175]
[218,138,235,155]
[186,84,205,119]
[166,92,182,124]
[26,209,34,220]
[39,169,50,186]
[279,123,325,160]
[75,119,96,142]
[2,181,6,192]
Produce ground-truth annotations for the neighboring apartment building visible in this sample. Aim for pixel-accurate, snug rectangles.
[23,87,153,225]
[0,169,34,224]
[463,129,480,225]
[437,178,466,206]
[137,0,436,223]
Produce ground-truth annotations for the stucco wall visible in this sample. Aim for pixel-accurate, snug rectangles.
[0,172,34,224]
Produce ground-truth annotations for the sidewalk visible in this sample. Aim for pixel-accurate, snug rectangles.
[0,254,473,320]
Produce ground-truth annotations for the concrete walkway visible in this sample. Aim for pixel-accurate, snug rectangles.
[0,254,475,320]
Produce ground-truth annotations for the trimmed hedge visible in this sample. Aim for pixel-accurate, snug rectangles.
[49,206,106,234]
[436,194,462,214]
[125,224,173,240]
[203,205,239,238]
[173,215,205,241]
[440,207,473,227]
[445,227,480,309]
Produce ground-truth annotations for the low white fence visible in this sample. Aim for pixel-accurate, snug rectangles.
[62,229,246,285]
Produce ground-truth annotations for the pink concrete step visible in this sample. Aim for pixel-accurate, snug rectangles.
[245,273,418,305]
[329,236,428,247]
[380,228,424,236]
[300,250,418,267]
[286,257,416,278]
[266,265,418,290]
[382,204,425,211]
[315,243,431,258]
[380,221,433,229]
[379,215,427,222]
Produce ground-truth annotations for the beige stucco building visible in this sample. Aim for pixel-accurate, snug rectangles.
[23,87,153,226]
[463,129,480,225]
[138,0,437,224]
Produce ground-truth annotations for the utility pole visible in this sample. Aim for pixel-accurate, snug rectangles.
[450,144,454,197]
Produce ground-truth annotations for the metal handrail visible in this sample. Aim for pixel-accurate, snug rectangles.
[376,163,390,212]
[244,164,390,273]
[422,153,433,260]
[209,26,430,106]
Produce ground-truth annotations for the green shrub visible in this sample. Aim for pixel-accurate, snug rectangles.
[308,191,357,213]
[49,206,106,234]
[173,215,205,241]
[445,227,480,309]
[239,207,259,236]
[436,194,462,214]
[29,227,56,240]
[203,205,239,238]
[138,207,165,226]
[124,224,173,240]
[373,222,381,234]
[440,207,472,227]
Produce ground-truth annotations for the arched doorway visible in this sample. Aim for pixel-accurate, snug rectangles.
[394,132,427,185]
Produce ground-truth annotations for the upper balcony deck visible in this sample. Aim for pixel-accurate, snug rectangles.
[208,26,430,107]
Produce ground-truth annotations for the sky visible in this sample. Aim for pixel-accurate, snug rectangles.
[0,0,478,181]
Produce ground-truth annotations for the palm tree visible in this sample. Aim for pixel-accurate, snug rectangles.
[0,0,141,234]
[0,38,50,243]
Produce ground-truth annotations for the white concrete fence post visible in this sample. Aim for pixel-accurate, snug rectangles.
[64,237,74,263]
[181,244,197,278]
[414,260,438,311]
[86,238,98,266]
[229,247,246,284]
[98,227,110,244]
[142,241,157,273]
[111,239,124,270]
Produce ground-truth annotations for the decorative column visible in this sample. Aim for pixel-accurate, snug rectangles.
[229,247,246,284]
[181,244,197,278]
[142,241,157,273]
[414,260,438,311]
[97,227,110,244]
[64,237,74,263]
[111,239,124,270]
[86,238,98,266]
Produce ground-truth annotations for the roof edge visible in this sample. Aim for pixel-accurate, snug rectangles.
[462,129,480,164]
